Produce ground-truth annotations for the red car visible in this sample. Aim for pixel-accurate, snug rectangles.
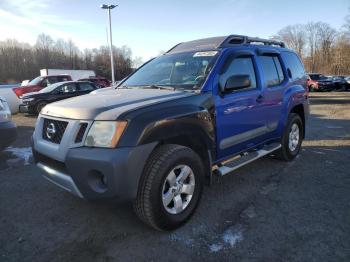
[12,75,72,98]
[78,77,111,88]
[307,74,320,92]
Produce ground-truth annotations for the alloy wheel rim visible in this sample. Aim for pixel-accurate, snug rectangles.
[162,165,195,215]
[289,123,300,152]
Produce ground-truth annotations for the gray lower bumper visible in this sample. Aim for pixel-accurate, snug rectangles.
[33,142,158,200]
[37,162,83,198]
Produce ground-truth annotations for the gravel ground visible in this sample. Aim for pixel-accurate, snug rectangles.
[0,92,349,262]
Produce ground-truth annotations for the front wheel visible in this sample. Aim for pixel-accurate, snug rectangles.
[134,144,204,231]
[275,113,303,161]
[35,101,47,114]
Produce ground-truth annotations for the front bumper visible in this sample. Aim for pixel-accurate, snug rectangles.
[33,142,157,200]
[0,121,17,150]
[19,104,34,114]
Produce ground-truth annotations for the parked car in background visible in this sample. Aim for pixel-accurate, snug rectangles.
[78,76,111,88]
[0,96,17,151]
[19,81,98,114]
[13,75,72,98]
[307,74,319,91]
[0,85,21,113]
[331,76,350,91]
[308,73,335,92]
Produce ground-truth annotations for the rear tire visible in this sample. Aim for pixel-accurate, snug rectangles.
[134,144,204,231]
[275,113,303,161]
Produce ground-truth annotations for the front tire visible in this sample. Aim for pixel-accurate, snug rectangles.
[275,113,303,161]
[35,101,47,114]
[134,144,204,231]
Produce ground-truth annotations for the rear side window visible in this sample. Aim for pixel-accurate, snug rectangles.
[57,76,70,82]
[79,82,95,91]
[47,76,58,84]
[219,57,257,89]
[282,52,305,80]
[259,56,284,87]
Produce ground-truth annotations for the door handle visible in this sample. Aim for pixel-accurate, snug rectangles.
[256,94,264,103]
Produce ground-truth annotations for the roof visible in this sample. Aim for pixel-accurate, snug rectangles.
[166,34,286,54]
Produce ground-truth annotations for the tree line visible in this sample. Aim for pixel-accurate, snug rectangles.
[0,34,135,84]
[274,10,350,75]
[1,11,350,84]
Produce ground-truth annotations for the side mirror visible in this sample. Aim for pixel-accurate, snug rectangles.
[223,74,251,92]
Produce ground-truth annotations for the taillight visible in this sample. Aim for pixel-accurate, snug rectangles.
[12,87,23,98]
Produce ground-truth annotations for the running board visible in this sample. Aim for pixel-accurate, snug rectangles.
[216,143,281,176]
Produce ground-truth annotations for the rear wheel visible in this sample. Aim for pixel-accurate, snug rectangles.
[275,113,303,161]
[134,144,204,231]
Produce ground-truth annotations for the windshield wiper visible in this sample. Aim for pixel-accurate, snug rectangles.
[145,85,176,91]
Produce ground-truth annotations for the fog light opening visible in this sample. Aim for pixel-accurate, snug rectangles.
[87,170,108,193]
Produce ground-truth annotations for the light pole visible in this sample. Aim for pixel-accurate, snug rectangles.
[100,4,117,84]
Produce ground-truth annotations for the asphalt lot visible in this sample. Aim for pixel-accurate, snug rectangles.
[0,92,350,262]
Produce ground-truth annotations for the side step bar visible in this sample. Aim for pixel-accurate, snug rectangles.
[215,143,281,176]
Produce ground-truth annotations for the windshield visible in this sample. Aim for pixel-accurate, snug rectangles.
[121,51,219,90]
[29,76,44,85]
[39,82,64,93]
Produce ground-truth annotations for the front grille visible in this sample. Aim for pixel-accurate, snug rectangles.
[75,123,88,143]
[42,118,68,144]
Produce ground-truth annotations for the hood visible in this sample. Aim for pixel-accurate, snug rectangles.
[22,91,44,98]
[41,88,195,120]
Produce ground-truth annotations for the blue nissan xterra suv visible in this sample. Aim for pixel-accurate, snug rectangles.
[32,35,309,230]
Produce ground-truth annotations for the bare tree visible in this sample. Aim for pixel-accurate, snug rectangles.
[276,24,306,57]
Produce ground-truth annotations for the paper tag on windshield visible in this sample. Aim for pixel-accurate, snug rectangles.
[193,51,218,57]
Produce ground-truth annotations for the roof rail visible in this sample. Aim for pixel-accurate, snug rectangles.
[220,35,286,48]
[165,35,286,55]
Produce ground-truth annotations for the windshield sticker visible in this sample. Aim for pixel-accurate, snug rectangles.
[193,51,218,57]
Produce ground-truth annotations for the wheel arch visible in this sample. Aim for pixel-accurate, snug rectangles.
[139,121,215,184]
[290,104,305,138]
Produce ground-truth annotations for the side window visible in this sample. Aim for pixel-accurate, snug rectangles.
[259,56,283,87]
[58,76,70,82]
[219,56,257,90]
[47,76,58,84]
[273,57,284,83]
[79,82,95,91]
[282,52,305,80]
[59,83,77,93]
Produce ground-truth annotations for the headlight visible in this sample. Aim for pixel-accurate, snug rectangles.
[0,100,4,111]
[23,98,35,102]
[84,121,127,148]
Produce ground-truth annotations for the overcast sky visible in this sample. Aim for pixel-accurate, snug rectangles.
[0,0,349,61]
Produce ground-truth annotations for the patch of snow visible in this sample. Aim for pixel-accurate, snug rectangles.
[240,205,257,219]
[169,233,194,246]
[222,224,244,248]
[311,150,326,155]
[209,243,223,253]
[5,147,32,165]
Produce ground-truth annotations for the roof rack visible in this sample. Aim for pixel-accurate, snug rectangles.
[165,35,285,54]
[220,35,285,48]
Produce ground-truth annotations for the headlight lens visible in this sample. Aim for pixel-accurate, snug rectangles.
[84,121,127,148]
[23,98,35,102]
